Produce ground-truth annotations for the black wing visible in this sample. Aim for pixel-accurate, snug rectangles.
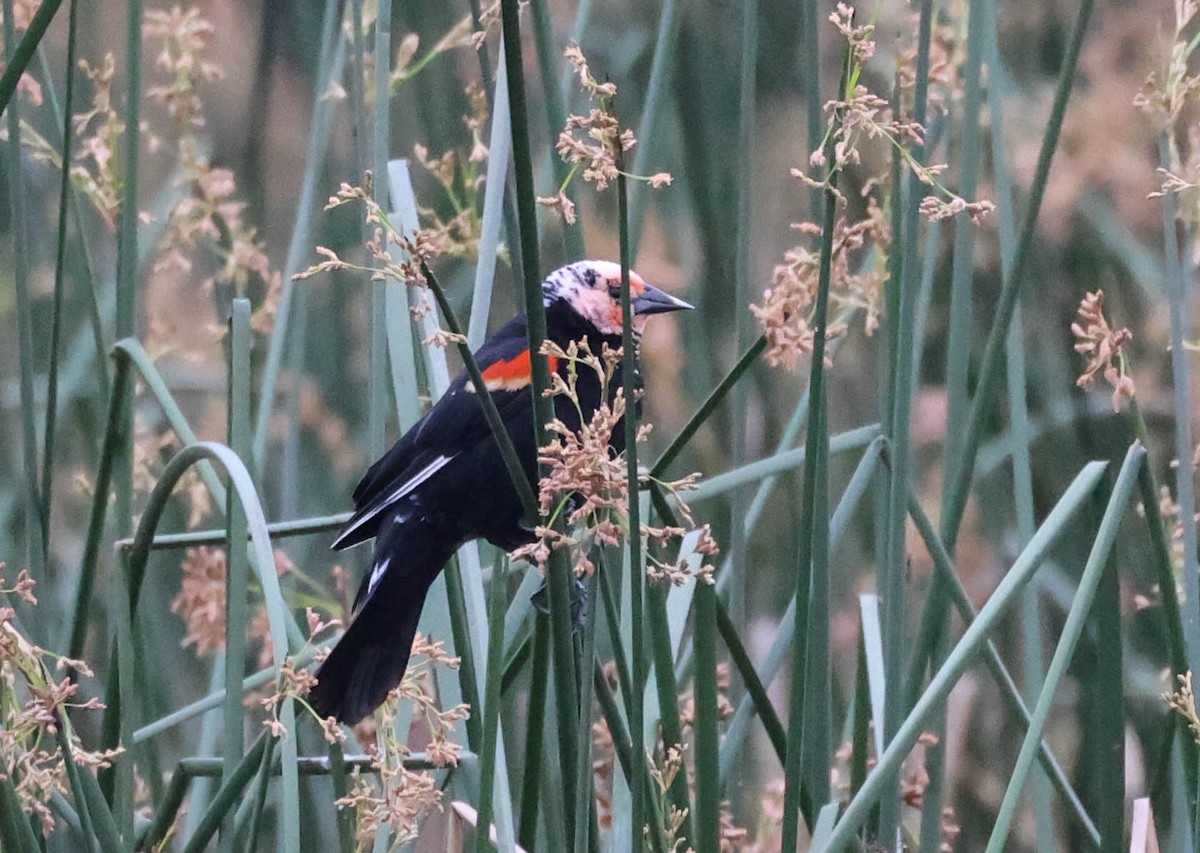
[331,316,535,550]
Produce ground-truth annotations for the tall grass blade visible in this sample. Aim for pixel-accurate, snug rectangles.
[65,352,132,661]
[115,340,227,503]
[859,594,887,760]
[368,0,393,459]
[879,0,932,836]
[820,459,1107,849]
[1158,131,1200,674]
[627,0,682,257]
[220,300,253,850]
[617,153,647,851]
[468,38,511,351]
[476,558,508,852]
[499,7,580,841]
[34,39,109,396]
[646,574,695,842]
[986,4,1058,837]
[528,0,584,261]
[383,161,426,430]
[686,423,880,503]
[906,490,1100,842]
[5,0,43,583]
[572,570,601,853]
[252,2,344,469]
[718,437,883,785]
[938,0,1095,551]
[0,0,61,115]
[692,579,720,852]
[518,615,549,849]
[985,444,1145,852]
[782,117,841,851]
[52,717,100,853]
[0,768,40,853]
[1093,543,1125,852]
[724,0,758,657]
[179,733,269,853]
[39,0,82,556]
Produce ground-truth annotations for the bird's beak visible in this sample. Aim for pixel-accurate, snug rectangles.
[632,284,694,316]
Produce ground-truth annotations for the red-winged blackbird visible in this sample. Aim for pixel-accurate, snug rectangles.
[310,260,692,724]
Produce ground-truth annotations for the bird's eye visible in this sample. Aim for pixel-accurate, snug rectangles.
[608,282,622,300]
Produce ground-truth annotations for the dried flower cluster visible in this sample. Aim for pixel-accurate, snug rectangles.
[297,177,472,345]
[143,6,222,128]
[800,4,994,225]
[512,338,717,586]
[757,4,993,370]
[1165,671,1200,748]
[646,744,691,852]
[1155,484,1195,576]
[0,563,120,835]
[71,55,126,227]
[299,183,435,305]
[1072,289,1136,411]
[247,607,343,743]
[539,45,671,224]
[751,215,884,368]
[651,679,747,852]
[401,82,493,262]
[389,14,476,91]
[145,6,280,334]
[1133,0,1200,127]
[897,19,966,116]
[1137,0,1200,224]
[169,546,298,663]
[331,634,469,849]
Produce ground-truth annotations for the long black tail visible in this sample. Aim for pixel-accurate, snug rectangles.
[311,520,455,724]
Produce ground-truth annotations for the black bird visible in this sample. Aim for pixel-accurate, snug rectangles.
[310,260,692,724]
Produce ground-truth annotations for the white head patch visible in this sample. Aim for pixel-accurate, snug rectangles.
[542,260,648,337]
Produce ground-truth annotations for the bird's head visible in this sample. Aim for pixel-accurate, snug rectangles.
[542,260,693,338]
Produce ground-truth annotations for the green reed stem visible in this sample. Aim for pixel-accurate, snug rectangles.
[0,0,62,117]
[181,733,269,853]
[879,0,931,836]
[1158,131,1200,674]
[530,0,584,260]
[475,559,507,853]
[938,0,1094,554]
[220,300,252,851]
[907,490,1101,844]
[781,119,841,853]
[39,0,81,557]
[650,335,767,478]
[572,570,601,853]
[645,578,695,846]
[627,0,682,257]
[5,0,43,584]
[500,2,579,844]
[985,445,1144,852]
[693,581,720,853]
[821,460,1108,849]
[66,351,132,662]
[617,151,646,853]
[252,0,342,469]
[445,561,485,748]
[518,614,550,850]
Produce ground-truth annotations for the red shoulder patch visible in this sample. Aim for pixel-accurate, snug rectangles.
[474,350,560,392]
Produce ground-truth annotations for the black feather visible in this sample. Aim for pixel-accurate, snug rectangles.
[311,519,455,724]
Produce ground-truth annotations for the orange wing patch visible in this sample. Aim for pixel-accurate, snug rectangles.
[468,350,560,393]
